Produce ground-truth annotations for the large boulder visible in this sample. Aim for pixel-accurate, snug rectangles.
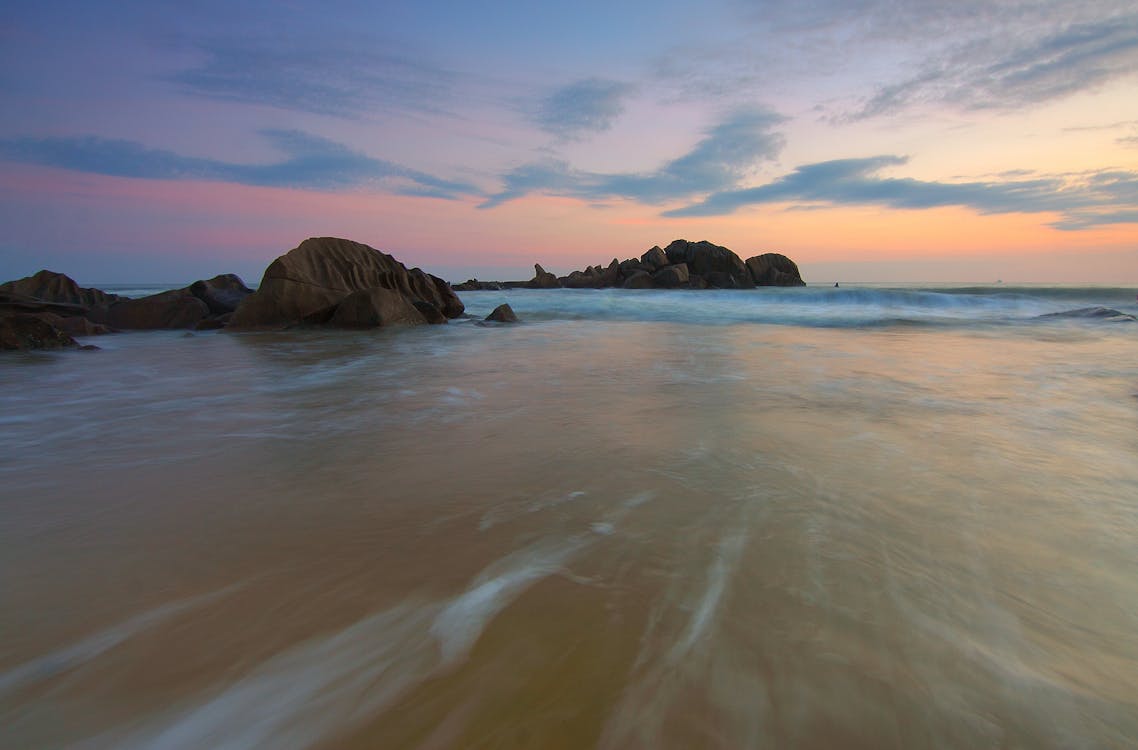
[745,253,806,286]
[95,289,210,329]
[230,237,464,329]
[0,313,78,350]
[652,263,690,288]
[0,270,121,309]
[622,271,654,289]
[663,240,753,288]
[189,274,253,315]
[328,288,429,327]
[640,246,669,270]
[484,303,519,323]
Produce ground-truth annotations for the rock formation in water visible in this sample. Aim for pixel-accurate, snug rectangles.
[0,269,253,346]
[484,303,519,323]
[229,237,464,330]
[0,313,79,350]
[451,239,806,290]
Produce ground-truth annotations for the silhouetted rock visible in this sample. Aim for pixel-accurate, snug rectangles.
[653,263,690,288]
[485,303,519,323]
[0,270,121,308]
[641,246,669,270]
[745,253,806,286]
[622,270,654,289]
[526,264,561,289]
[0,313,77,350]
[454,279,504,291]
[189,274,253,315]
[664,240,754,288]
[451,239,806,292]
[230,237,463,329]
[98,289,210,329]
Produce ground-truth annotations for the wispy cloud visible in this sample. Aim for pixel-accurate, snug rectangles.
[483,106,785,207]
[665,155,1138,229]
[168,36,457,119]
[0,130,479,198]
[848,13,1138,119]
[534,78,636,140]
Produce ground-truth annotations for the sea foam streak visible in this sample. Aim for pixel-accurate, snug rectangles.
[0,583,245,699]
[90,535,594,750]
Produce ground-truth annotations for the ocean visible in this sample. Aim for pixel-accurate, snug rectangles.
[2,284,1137,749]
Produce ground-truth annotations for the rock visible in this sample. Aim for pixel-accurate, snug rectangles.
[453,279,504,292]
[189,274,253,315]
[599,259,621,287]
[526,264,561,289]
[622,270,655,289]
[0,313,77,350]
[34,312,113,336]
[0,270,121,308]
[485,303,519,323]
[230,237,463,329]
[98,289,210,329]
[663,240,753,288]
[1039,307,1136,322]
[437,239,806,293]
[328,287,429,328]
[561,269,599,288]
[745,253,806,286]
[652,263,690,288]
[619,258,649,277]
[641,246,669,270]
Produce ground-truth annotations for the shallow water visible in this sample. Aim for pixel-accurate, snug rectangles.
[2,287,1137,748]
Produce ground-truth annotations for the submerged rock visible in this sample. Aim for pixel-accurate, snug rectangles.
[230,237,464,330]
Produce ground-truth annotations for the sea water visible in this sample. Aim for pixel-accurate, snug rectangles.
[2,285,1137,749]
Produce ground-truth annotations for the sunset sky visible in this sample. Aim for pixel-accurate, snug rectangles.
[2,0,1136,284]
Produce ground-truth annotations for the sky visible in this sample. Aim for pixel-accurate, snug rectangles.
[1,0,1136,284]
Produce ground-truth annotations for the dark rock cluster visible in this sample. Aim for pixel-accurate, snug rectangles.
[1,237,466,349]
[453,239,806,291]
[0,270,253,350]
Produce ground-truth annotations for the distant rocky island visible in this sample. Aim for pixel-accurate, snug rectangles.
[454,239,805,291]
[1,236,803,350]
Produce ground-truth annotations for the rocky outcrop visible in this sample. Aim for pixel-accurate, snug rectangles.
[746,253,806,287]
[1,269,255,336]
[229,237,464,330]
[96,289,210,330]
[189,274,253,315]
[527,264,561,289]
[0,313,78,350]
[451,239,806,291]
[484,304,519,323]
[0,270,122,308]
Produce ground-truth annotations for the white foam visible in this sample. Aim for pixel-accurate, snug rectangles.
[431,536,587,665]
[91,536,590,749]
